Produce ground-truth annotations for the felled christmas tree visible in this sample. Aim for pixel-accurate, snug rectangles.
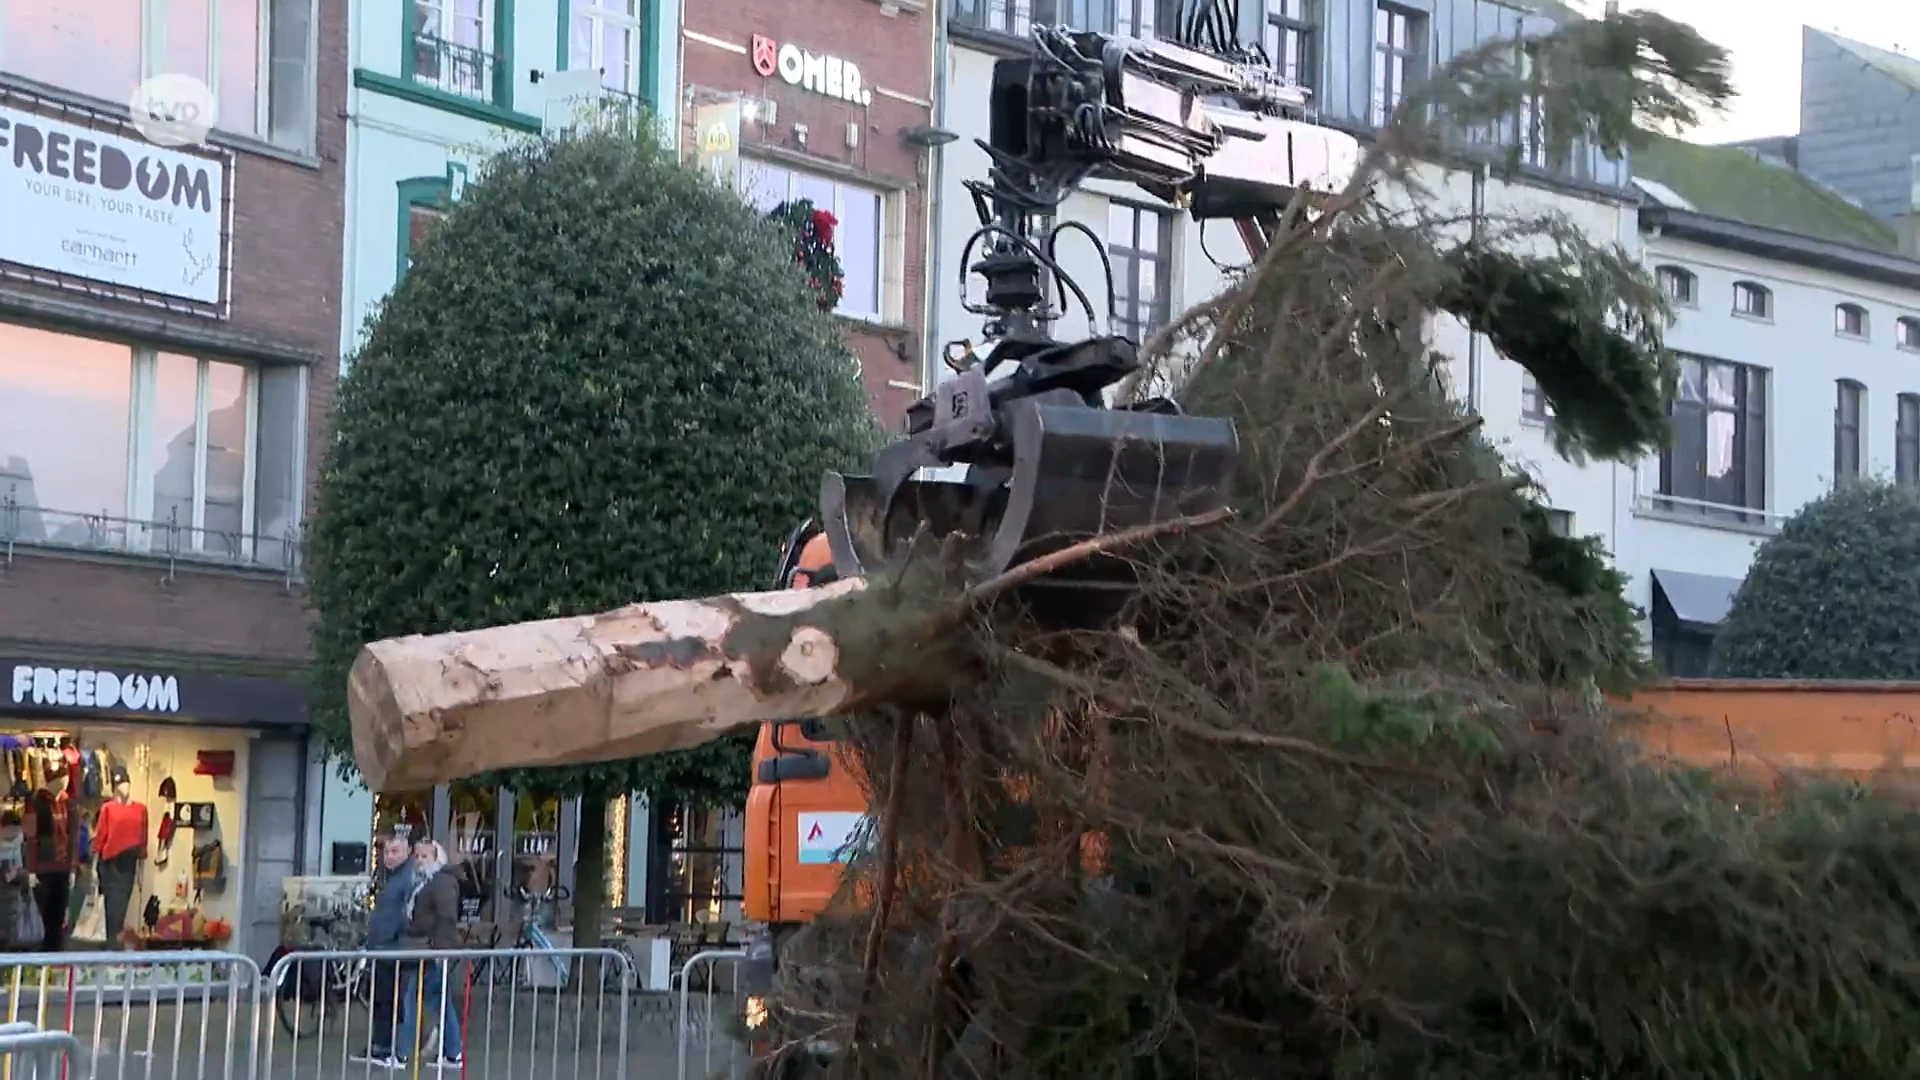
[768,199,844,311]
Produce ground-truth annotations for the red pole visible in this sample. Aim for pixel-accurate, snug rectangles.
[457,960,474,1076]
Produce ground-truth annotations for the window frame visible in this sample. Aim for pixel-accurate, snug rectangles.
[1898,393,1920,488]
[1114,0,1155,38]
[2,0,318,152]
[1655,265,1696,307]
[0,323,307,569]
[1731,280,1771,320]
[737,158,892,324]
[403,0,513,107]
[1834,302,1870,341]
[1107,199,1175,344]
[396,176,454,282]
[562,0,648,100]
[1263,0,1319,95]
[1896,316,1920,353]
[950,0,1116,37]
[1514,42,1545,168]
[1833,379,1863,486]
[1544,508,1573,538]
[1371,3,1425,127]
[1520,370,1553,424]
[1656,352,1768,524]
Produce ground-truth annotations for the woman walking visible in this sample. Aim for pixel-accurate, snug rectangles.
[383,841,464,1069]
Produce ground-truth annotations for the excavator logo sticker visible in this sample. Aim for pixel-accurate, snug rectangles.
[797,811,867,865]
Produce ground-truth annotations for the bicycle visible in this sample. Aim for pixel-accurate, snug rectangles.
[469,884,573,989]
[272,891,375,1038]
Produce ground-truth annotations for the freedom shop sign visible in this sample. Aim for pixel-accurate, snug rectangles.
[0,102,228,305]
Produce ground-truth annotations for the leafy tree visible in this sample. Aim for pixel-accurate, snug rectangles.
[1711,480,1920,679]
[307,117,880,954]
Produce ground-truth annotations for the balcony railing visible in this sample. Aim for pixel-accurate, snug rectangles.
[951,0,1116,37]
[410,33,496,102]
[1,494,305,581]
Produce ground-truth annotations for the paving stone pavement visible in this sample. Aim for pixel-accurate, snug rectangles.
[0,990,752,1079]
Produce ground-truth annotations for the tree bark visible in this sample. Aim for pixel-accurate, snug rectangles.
[349,575,965,792]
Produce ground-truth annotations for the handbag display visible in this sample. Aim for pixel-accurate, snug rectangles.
[72,886,105,942]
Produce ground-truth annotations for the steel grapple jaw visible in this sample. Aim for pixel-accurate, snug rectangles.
[817,336,1239,604]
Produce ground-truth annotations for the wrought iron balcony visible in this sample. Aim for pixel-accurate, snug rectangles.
[1,493,305,582]
[410,33,496,101]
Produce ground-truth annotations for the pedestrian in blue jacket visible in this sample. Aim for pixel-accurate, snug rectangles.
[365,833,418,1061]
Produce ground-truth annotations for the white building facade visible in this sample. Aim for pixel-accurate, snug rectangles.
[1611,196,1920,675]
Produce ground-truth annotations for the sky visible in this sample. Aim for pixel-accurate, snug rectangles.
[1569,0,1920,144]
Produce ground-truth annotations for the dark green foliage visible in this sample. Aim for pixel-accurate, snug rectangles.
[306,119,881,809]
[1711,480,1920,680]
[1439,248,1670,461]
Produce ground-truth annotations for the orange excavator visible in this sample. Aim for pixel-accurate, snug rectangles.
[732,16,1361,1073]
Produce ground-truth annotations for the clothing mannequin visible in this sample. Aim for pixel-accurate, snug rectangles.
[22,763,79,951]
[92,768,147,950]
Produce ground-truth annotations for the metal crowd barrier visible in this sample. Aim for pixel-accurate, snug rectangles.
[1,950,262,1080]
[0,945,641,1079]
[263,946,635,1079]
[675,949,747,1080]
[0,1022,79,1080]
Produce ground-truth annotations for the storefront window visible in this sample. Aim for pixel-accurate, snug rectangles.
[447,782,498,924]
[373,791,431,845]
[0,324,307,569]
[511,791,561,921]
[0,721,248,952]
[659,804,739,924]
[738,160,887,322]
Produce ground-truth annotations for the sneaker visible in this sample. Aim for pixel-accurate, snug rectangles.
[436,1054,463,1068]
[368,1056,405,1070]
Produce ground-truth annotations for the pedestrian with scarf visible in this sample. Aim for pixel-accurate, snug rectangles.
[386,840,464,1068]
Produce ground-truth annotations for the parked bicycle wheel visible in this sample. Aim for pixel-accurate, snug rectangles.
[274,955,370,1038]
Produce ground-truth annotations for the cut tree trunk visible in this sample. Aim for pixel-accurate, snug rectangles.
[348,575,965,792]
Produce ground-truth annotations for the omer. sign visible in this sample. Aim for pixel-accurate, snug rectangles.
[751,35,873,106]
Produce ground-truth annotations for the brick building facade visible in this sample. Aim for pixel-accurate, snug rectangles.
[0,0,345,961]
[680,0,939,428]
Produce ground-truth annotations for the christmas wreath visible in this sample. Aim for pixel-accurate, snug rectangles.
[768,199,845,312]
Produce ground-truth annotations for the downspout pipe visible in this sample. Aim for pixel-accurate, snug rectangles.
[920,0,949,397]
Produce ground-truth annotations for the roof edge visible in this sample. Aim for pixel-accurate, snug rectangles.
[1639,205,1920,292]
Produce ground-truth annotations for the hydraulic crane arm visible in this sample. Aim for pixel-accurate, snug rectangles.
[810,25,1363,603]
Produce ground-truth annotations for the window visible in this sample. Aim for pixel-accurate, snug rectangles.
[397,178,452,280]
[1732,281,1771,319]
[1545,508,1573,537]
[0,322,305,568]
[1898,394,1920,488]
[408,0,501,103]
[1115,0,1155,38]
[1108,201,1174,343]
[1655,265,1696,306]
[1834,379,1863,485]
[1264,0,1319,92]
[1,0,317,150]
[1515,45,1544,167]
[1520,371,1553,423]
[1657,354,1767,522]
[568,0,643,97]
[1371,4,1425,126]
[1835,303,1869,340]
[951,0,1116,35]
[1897,316,1920,352]
[740,161,887,322]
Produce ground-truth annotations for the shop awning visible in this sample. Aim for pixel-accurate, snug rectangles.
[1651,568,1744,629]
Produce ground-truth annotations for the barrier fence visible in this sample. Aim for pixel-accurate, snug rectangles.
[0,946,651,1079]
[675,949,747,1080]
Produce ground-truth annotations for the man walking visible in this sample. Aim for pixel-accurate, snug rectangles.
[364,833,417,1062]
